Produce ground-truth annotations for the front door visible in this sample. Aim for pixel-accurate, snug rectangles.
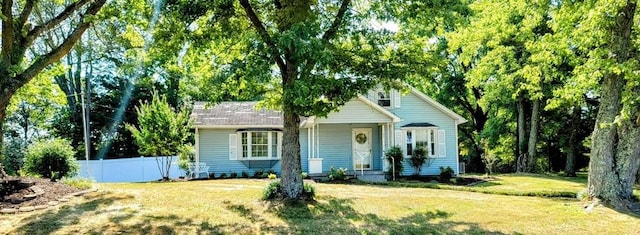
[352,128,372,170]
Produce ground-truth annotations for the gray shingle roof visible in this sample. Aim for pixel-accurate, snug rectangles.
[192,101,283,126]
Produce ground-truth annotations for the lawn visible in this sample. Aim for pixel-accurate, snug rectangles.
[1,176,639,234]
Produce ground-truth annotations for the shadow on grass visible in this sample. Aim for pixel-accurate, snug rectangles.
[249,196,508,234]
[9,191,254,235]
[10,191,132,234]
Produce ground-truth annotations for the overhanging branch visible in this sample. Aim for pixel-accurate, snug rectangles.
[321,0,351,42]
[20,0,106,83]
[239,0,286,73]
[24,0,93,48]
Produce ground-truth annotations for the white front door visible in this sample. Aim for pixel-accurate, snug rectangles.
[352,128,372,170]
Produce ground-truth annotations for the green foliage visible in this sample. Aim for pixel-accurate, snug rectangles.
[230,172,238,178]
[439,167,454,182]
[385,146,404,178]
[126,93,192,157]
[61,177,94,190]
[241,171,250,178]
[328,166,348,181]
[301,172,308,179]
[1,139,26,176]
[177,145,195,174]
[253,170,265,179]
[127,93,192,180]
[23,139,79,180]
[262,181,316,200]
[219,173,228,179]
[268,173,277,180]
[262,181,282,200]
[409,147,428,175]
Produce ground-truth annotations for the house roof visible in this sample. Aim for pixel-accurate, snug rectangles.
[191,101,284,127]
[401,122,437,128]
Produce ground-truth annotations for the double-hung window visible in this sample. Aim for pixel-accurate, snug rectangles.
[405,129,438,158]
[238,130,281,159]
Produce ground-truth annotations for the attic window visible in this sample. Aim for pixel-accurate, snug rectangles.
[378,91,391,107]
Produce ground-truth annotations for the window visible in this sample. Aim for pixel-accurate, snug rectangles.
[378,91,391,107]
[238,130,281,159]
[405,129,438,158]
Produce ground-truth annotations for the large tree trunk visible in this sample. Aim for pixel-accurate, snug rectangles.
[280,62,304,199]
[565,105,580,177]
[526,98,540,172]
[516,99,527,172]
[588,0,640,212]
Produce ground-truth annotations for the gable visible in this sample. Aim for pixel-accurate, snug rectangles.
[315,97,399,124]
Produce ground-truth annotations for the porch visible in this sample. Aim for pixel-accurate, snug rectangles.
[300,96,401,176]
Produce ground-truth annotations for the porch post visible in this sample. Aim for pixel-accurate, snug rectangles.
[307,127,311,159]
[195,128,200,165]
[381,124,386,152]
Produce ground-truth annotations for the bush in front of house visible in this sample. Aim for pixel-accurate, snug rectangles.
[23,138,79,181]
[328,166,348,181]
[253,169,265,178]
[409,147,428,175]
[262,180,316,200]
[385,146,404,179]
[241,171,249,178]
[439,166,454,182]
[268,173,277,180]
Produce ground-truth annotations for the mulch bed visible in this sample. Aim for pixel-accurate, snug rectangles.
[1,177,83,210]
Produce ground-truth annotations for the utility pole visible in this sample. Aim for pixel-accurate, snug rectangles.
[81,35,93,177]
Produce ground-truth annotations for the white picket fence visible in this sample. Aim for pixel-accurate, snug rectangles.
[78,156,184,182]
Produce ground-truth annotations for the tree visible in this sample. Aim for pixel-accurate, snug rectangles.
[555,0,640,211]
[0,0,107,179]
[126,93,192,181]
[447,0,576,173]
[161,0,412,199]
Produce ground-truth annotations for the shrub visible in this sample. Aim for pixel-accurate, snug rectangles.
[266,169,277,176]
[241,171,249,178]
[253,169,265,178]
[301,172,308,179]
[62,177,94,189]
[23,139,78,180]
[209,172,216,179]
[439,166,454,182]
[219,173,228,179]
[177,146,195,176]
[385,146,404,179]
[268,173,277,180]
[230,172,238,178]
[303,183,316,198]
[262,181,316,200]
[328,166,348,181]
[409,147,428,175]
[2,139,26,176]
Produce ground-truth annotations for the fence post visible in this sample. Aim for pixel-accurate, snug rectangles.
[141,156,145,182]
[100,158,104,182]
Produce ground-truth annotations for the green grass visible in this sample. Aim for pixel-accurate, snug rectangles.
[375,173,640,199]
[1,176,639,234]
